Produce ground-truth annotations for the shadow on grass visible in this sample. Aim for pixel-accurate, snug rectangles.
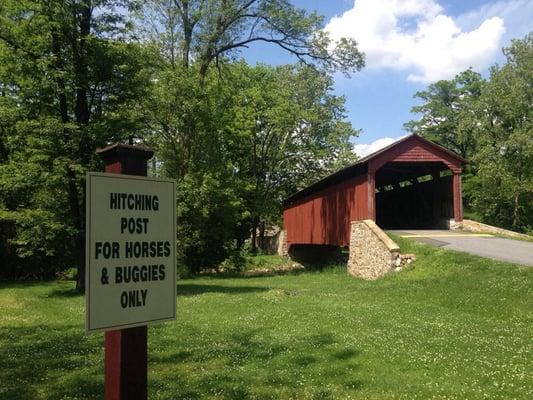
[149,327,364,399]
[149,329,363,399]
[0,281,57,289]
[177,283,269,296]
[288,244,348,271]
[46,287,83,298]
[190,264,306,280]
[241,267,307,278]
[1,324,363,399]
[0,324,102,400]
[333,348,360,360]
[0,281,83,300]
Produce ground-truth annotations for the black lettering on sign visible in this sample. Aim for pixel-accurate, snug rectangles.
[109,193,160,211]
[120,289,147,308]
[116,267,123,283]
[120,217,149,234]
[95,242,120,259]
[114,265,166,282]
[150,242,157,257]
[142,242,149,256]
[100,268,109,285]
[124,241,172,258]
[150,264,158,281]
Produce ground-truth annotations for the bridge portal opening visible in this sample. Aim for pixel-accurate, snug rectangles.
[375,162,453,229]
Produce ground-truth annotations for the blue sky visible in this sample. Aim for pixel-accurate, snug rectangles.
[241,0,533,156]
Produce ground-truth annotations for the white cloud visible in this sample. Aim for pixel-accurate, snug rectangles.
[326,0,508,82]
[353,135,407,158]
[456,0,532,42]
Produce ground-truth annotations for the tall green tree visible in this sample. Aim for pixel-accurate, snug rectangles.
[143,61,358,267]
[0,0,365,278]
[0,0,153,286]
[403,34,532,233]
[141,65,250,270]
[227,62,357,250]
[405,69,485,160]
[471,34,533,232]
[133,0,365,77]
[134,0,365,177]
[134,1,365,266]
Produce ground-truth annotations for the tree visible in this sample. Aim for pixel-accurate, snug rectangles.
[140,66,251,270]
[133,0,365,77]
[1,0,365,278]
[143,61,358,267]
[403,34,533,233]
[471,34,533,232]
[134,1,364,266]
[227,62,357,250]
[404,69,485,160]
[133,0,365,178]
[0,0,153,286]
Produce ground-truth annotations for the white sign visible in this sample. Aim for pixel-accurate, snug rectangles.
[85,172,176,333]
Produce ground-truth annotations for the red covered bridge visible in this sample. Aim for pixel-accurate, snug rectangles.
[282,134,466,250]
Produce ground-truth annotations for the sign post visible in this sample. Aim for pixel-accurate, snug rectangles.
[86,143,176,400]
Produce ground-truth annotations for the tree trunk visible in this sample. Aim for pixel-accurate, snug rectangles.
[51,28,87,291]
[73,3,91,126]
[236,235,244,250]
[512,192,520,229]
[258,221,265,252]
[70,1,92,292]
[250,218,258,254]
[66,167,85,292]
[0,133,7,162]
[181,1,192,69]
[75,234,86,291]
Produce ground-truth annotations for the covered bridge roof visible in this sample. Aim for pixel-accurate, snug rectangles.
[283,134,466,207]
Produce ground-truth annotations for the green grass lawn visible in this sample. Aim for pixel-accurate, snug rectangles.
[1,237,532,399]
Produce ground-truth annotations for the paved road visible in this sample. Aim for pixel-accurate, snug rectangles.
[388,229,533,267]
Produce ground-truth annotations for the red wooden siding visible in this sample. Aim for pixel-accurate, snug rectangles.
[283,175,368,247]
[368,138,462,173]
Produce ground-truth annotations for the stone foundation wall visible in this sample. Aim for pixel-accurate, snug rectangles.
[460,219,531,240]
[277,230,288,256]
[447,219,462,230]
[348,220,400,280]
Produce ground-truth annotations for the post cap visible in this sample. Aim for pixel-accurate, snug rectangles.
[96,143,154,162]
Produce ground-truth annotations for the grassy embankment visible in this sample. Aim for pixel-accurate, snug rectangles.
[1,236,531,399]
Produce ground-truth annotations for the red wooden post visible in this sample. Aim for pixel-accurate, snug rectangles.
[452,171,463,222]
[96,143,154,400]
[367,170,376,221]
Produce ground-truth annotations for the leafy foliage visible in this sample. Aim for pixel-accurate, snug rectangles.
[143,61,358,269]
[405,34,533,233]
[175,172,246,272]
[226,63,357,247]
[470,35,533,233]
[0,0,363,279]
[132,0,365,76]
[404,68,484,160]
[0,0,154,282]
[133,0,364,268]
